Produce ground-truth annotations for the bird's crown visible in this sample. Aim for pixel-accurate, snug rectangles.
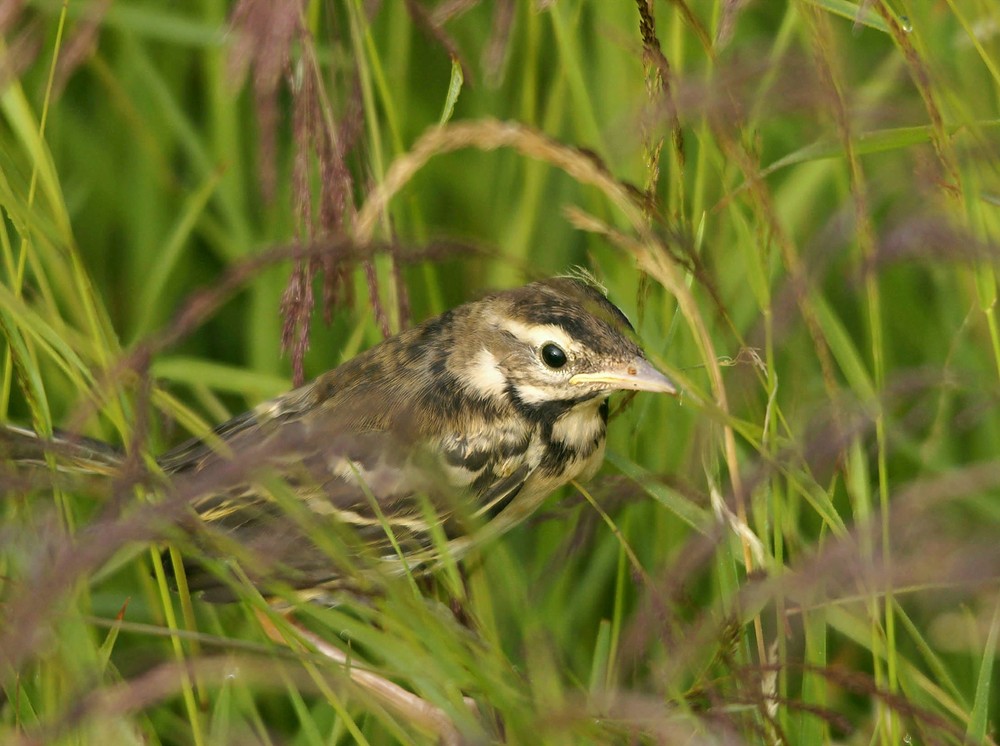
[449,277,675,408]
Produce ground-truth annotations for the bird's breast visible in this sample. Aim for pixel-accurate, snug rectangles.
[436,419,536,489]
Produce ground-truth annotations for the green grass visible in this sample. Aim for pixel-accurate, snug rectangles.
[3,0,1000,743]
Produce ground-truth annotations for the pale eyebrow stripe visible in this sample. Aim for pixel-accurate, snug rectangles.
[500,319,575,351]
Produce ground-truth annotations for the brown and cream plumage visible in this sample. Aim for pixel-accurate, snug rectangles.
[3,277,675,598]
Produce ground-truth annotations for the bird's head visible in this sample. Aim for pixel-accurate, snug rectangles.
[453,277,676,412]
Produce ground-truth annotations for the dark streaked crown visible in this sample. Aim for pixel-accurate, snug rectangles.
[497,276,640,357]
[441,277,672,411]
[505,277,635,332]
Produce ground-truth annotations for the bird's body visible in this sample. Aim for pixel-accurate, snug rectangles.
[2,277,674,598]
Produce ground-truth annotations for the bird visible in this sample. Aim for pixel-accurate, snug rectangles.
[2,276,676,600]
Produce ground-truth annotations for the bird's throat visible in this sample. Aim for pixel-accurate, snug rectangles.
[537,396,608,478]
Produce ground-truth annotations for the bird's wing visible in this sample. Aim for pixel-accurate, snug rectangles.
[157,409,261,475]
[159,372,484,596]
[472,463,529,521]
[169,421,541,598]
[158,348,541,597]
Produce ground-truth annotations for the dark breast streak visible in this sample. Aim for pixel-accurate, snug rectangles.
[503,382,607,478]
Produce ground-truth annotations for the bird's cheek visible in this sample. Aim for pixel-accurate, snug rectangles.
[464,348,510,399]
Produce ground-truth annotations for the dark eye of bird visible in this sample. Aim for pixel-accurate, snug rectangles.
[540,343,568,369]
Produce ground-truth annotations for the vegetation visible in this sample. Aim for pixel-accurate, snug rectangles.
[2,0,1000,743]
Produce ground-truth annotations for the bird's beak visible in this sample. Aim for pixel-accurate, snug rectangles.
[569,357,677,394]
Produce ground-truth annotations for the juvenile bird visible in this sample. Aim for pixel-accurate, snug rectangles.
[3,276,675,598]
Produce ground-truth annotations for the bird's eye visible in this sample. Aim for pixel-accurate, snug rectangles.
[540,343,568,369]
